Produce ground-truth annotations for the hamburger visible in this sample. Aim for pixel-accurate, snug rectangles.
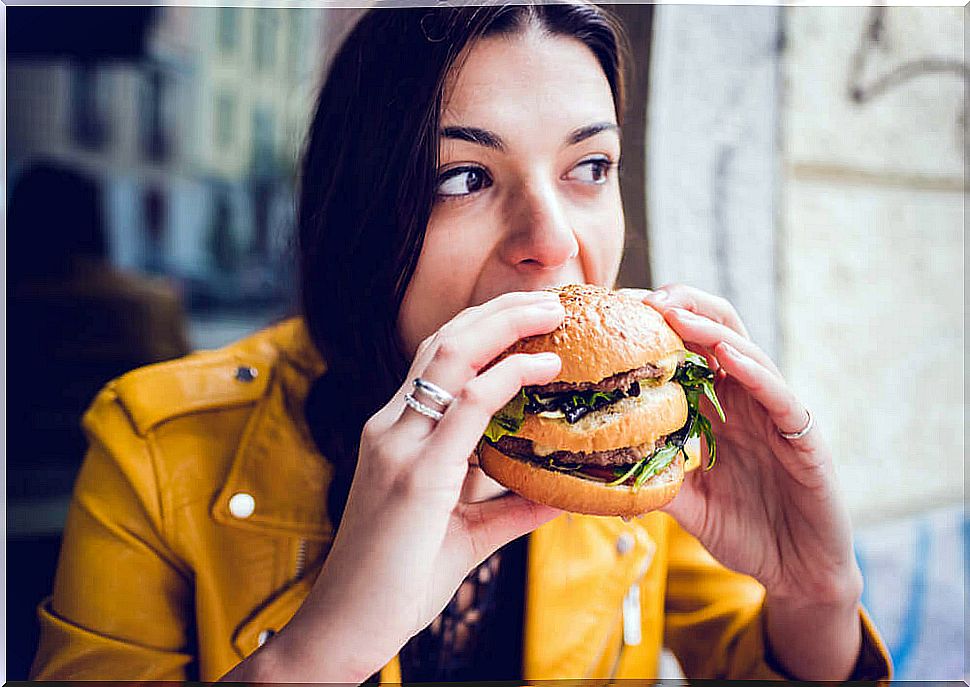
[477,284,724,517]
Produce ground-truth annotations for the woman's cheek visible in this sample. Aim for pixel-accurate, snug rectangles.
[426,209,497,275]
[574,190,624,286]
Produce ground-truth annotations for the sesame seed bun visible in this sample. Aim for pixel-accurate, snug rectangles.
[485,283,686,384]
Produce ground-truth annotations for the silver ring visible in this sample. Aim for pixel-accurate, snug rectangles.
[404,393,444,422]
[413,378,455,408]
[778,408,815,440]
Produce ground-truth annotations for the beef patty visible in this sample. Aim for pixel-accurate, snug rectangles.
[494,435,667,467]
[525,363,664,396]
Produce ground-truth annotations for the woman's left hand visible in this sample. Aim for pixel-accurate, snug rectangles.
[621,284,863,609]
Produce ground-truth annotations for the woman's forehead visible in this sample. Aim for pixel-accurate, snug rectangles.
[440,31,616,133]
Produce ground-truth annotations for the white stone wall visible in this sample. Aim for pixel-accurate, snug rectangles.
[781,6,965,525]
[646,5,782,360]
[647,5,780,353]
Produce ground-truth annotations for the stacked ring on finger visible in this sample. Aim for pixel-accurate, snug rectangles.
[413,377,455,408]
[404,377,455,423]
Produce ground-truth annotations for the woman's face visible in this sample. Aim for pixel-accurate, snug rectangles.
[398,29,625,358]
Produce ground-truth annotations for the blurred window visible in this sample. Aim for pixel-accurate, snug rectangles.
[215,91,236,150]
[142,185,167,272]
[252,105,275,173]
[254,9,279,72]
[71,64,108,148]
[139,68,169,162]
[217,8,239,54]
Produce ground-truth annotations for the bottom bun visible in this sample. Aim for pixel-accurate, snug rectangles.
[478,440,685,518]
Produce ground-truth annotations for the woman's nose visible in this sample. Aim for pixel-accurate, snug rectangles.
[501,183,580,270]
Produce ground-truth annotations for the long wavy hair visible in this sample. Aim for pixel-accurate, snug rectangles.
[299,3,629,530]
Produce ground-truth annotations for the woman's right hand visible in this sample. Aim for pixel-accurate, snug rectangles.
[224,289,566,683]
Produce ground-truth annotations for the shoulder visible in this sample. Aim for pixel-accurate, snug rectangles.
[85,317,323,439]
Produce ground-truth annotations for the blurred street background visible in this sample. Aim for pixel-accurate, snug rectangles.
[5,3,966,681]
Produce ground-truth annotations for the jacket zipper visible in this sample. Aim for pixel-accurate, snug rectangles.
[606,558,651,680]
[294,539,307,579]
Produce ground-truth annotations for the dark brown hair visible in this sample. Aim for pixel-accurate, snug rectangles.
[299,3,628,528]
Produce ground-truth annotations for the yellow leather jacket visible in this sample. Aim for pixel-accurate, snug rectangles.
[31,318,892,681]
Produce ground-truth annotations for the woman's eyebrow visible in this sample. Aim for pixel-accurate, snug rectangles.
[567,121,619,146]
[441,126,505,151]
[440,121,619,152]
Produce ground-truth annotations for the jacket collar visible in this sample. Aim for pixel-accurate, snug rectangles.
[211,319,335,541]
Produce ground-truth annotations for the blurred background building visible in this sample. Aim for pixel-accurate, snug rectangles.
[7,6,328,677]
[5,2,966,681]
[8,7,326,348]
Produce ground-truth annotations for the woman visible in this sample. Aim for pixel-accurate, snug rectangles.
[31,3,892,682]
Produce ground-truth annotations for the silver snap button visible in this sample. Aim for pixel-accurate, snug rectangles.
[257,629,275,646]
[235,366,258,382]
[616,532,634,555]
[228,492,256,519]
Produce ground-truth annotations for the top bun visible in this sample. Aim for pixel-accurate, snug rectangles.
[490,284,686,384]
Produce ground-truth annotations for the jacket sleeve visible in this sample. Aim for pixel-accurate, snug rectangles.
[662,517,892,680]
[30,385,196,679]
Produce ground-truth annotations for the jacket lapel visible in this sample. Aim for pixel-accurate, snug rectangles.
[211,320,335,541]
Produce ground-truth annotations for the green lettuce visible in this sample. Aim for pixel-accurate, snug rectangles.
[483,389,528,442]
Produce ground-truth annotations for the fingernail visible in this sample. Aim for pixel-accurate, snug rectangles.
[536,300,565,312]
[536,290,561,300]
[671,307,695,319]
[646,290,667,302]
[534,352,561,365]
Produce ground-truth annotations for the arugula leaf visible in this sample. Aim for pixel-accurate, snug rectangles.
[634,443,681,488]
[607,460,643,486]
[694,413,717,468]
[683,350,708,367]
[701,382,726,423]
[606,441,682,490]
[673,354,724,469]
[484,389,528,442]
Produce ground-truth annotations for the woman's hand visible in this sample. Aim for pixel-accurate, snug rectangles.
[237,290,565,683]
[621,284,865,679]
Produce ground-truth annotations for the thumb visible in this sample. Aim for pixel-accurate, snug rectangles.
[659,473,704,537]
[460,493,561,565]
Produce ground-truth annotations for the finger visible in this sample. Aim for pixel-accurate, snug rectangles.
[665,307,782,377]
[643,283,751,340]
[658,471,706,536]
[616,287,652,302]
[714,341,823,459]
[423,352,561,469]
[439,289,564,344]
[405,290,561,385]
[715,341,801,430]
[396,298,565,437]
[459,492,562,566]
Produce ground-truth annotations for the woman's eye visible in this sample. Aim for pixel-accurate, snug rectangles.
[436,167,492,198]
[568,157,616,185]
